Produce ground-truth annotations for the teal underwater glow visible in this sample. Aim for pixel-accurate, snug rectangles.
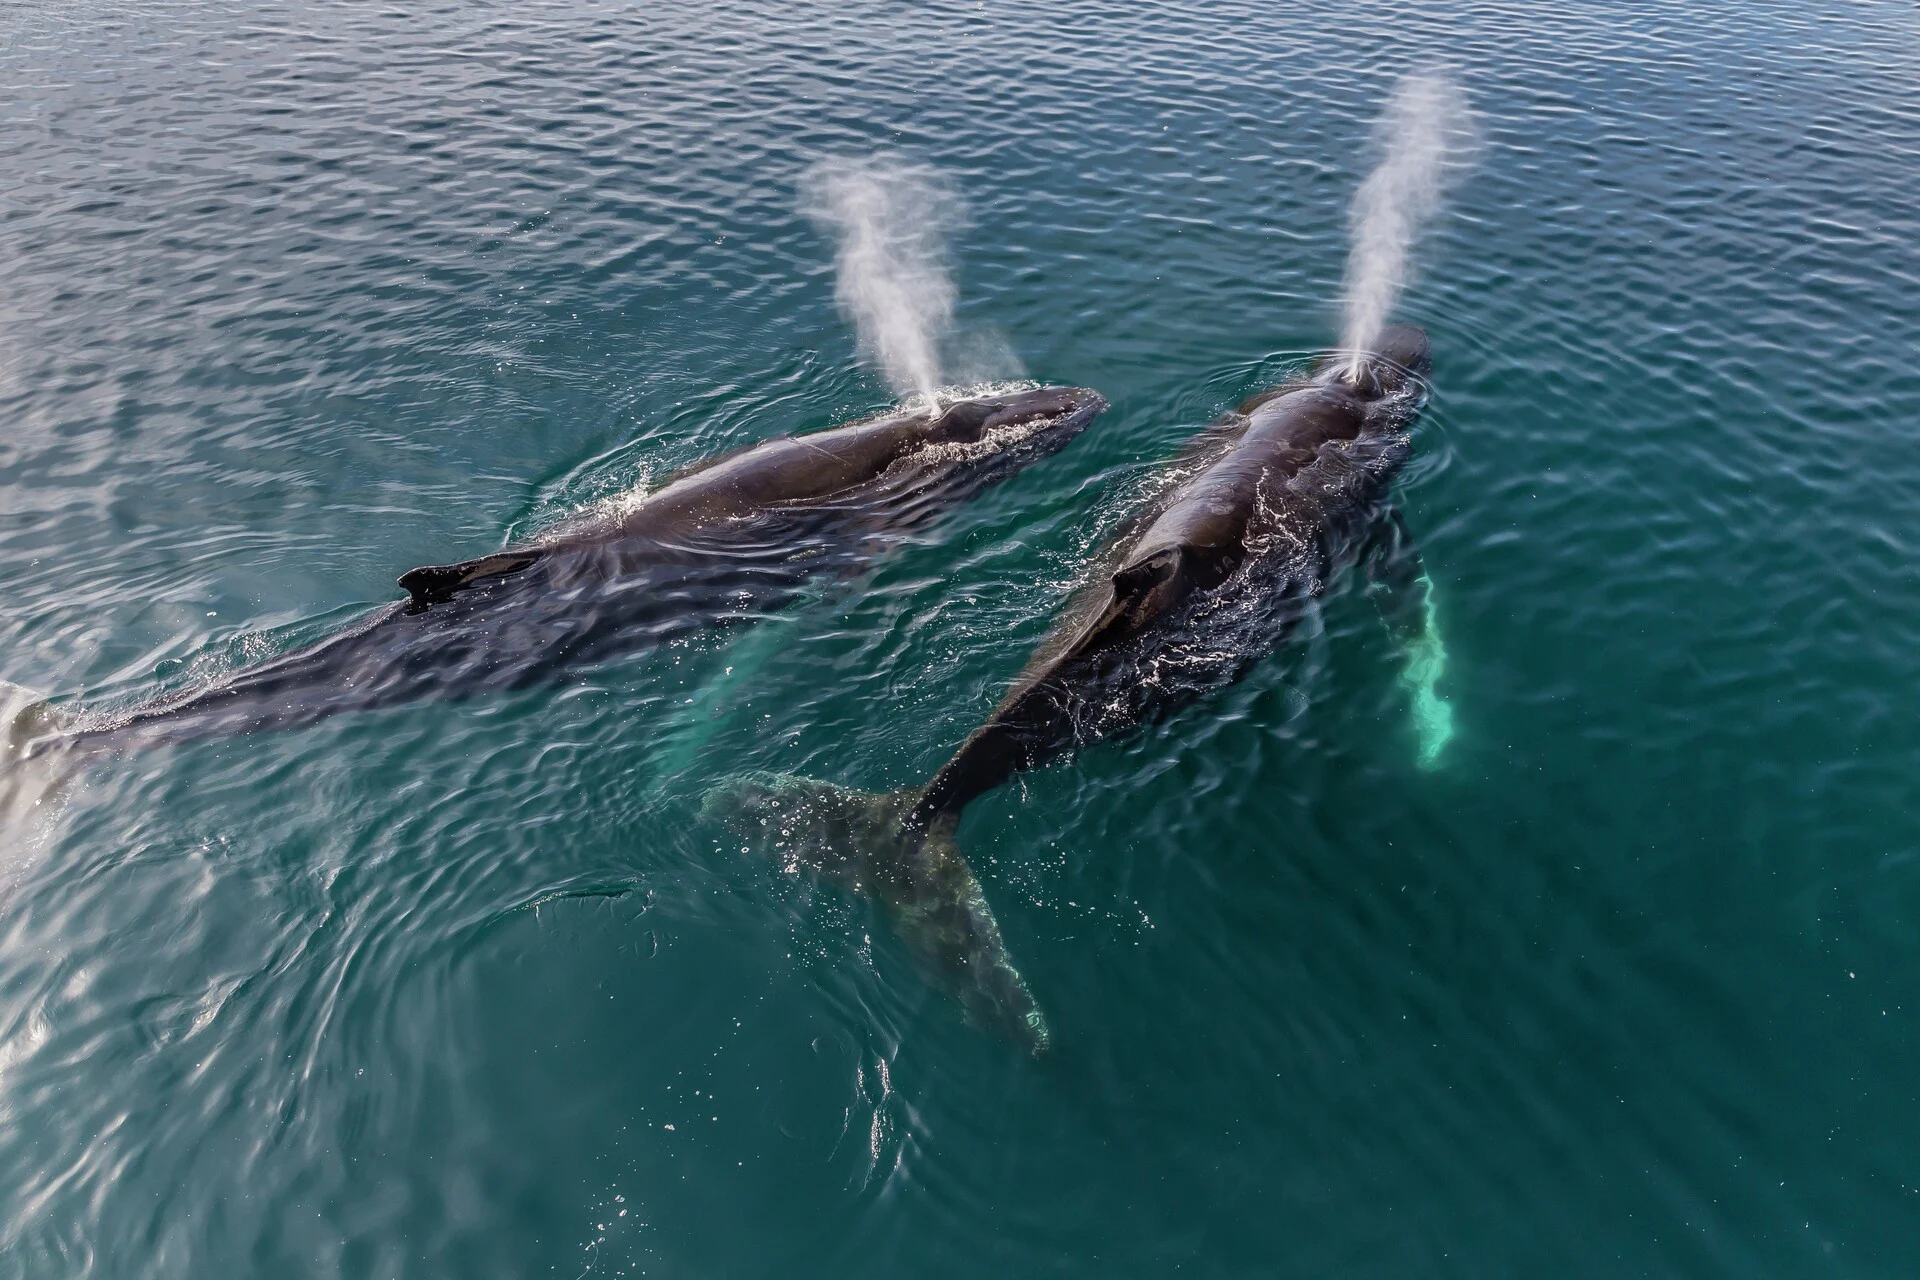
[1400,571,1455,771]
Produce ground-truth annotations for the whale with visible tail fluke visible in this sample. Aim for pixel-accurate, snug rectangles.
[5,388,1107,763]
[708,327,1454,1052]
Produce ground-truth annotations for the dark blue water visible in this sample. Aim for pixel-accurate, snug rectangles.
[4,1,1919,1275]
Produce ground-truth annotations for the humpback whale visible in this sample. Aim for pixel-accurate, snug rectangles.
[709,326,1452,1052]
[15,387,1107,757]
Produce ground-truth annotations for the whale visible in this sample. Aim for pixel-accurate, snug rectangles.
[15,387,1108,758]
[708,326,1452,1052]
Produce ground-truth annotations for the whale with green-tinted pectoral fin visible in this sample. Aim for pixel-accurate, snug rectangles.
[1362,506,1455,769]
[709,325,1450,1051]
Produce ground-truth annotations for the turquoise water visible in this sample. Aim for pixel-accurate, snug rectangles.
[4,1,1920,1274]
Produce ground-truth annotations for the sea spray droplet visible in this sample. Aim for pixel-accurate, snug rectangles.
[801,155,963,409]
[1339,71,1477,380]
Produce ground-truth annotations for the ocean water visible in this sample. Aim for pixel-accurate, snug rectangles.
[4,1,1920,1275]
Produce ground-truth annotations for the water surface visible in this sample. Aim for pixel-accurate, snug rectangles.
[3,1,1919,1275]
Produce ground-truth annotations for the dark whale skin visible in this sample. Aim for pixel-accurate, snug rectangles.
[37,386,1108,754]
[912,332,1432,828]
[710,326,1435,1053]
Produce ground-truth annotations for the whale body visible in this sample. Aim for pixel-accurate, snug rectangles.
[26,387,1107,755]
[713,326,1447,1052]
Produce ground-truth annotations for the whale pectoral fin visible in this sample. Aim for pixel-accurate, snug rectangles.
[3,681,71,757]
[1364,508,1454,769]
[397,551,543,611]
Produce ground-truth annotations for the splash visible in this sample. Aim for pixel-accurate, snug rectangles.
[1338,71,1475,380]
[802,156,962,411]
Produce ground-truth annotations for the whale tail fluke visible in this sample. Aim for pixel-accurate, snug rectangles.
[0,681,82,836]
[702,771,1050,1054]
[3,681,65,748]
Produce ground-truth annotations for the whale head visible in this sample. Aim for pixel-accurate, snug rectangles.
[876,385,1107,513]
[922,385,1107,451]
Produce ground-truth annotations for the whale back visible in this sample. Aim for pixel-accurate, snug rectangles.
[912,378,1404,824]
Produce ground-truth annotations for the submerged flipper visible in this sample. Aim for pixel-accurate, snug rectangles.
[703,772,1050,1053]
[641,615,800,797]
[397,551,544,611]
[1365,508,1454,769]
